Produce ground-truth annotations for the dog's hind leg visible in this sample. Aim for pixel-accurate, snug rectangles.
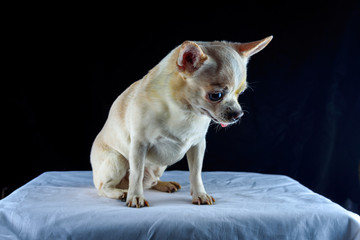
[93,149,129,201]
[152,181,181,193]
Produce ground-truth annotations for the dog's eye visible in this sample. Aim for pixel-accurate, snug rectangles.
[208,92,223,102]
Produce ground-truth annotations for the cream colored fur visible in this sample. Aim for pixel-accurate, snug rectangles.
[90,36,272,207]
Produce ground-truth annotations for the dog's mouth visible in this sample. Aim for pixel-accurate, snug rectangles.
[200,108,233,128]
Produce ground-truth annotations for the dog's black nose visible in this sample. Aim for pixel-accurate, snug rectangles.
[231,110,244,122]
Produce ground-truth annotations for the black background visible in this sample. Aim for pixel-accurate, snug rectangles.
[3,2,360,213]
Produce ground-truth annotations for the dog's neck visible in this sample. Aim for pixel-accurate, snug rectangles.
[144,50,199,114]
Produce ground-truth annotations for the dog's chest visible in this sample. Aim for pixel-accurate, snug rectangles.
[146,119,208,166]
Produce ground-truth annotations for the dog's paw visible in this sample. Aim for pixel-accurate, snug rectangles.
[119,191,127,202]
[192,193,215,205]
[152,181,182,193]
[126,195,149,208]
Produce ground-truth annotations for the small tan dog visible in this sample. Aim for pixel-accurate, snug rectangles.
[90,36,272,208]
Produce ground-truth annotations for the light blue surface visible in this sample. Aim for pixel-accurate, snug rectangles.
[1,171,359,240]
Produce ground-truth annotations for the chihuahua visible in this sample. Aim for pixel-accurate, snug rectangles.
[90,36,272,208]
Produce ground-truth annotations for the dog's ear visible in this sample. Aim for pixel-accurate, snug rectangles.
[177,41,208,74]
[233,36,273,58]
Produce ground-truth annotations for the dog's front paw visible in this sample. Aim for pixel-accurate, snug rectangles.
[126,195,149,208]
[192,193,215,205]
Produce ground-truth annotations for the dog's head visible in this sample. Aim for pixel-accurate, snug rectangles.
[175,36,272,127]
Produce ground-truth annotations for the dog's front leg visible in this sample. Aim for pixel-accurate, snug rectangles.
[126,141,149,208]
[186,139,215,205]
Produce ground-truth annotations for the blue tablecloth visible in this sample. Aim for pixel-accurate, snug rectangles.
[1,171,359,239]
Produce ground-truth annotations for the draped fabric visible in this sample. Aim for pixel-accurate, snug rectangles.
[1,171,359,239]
